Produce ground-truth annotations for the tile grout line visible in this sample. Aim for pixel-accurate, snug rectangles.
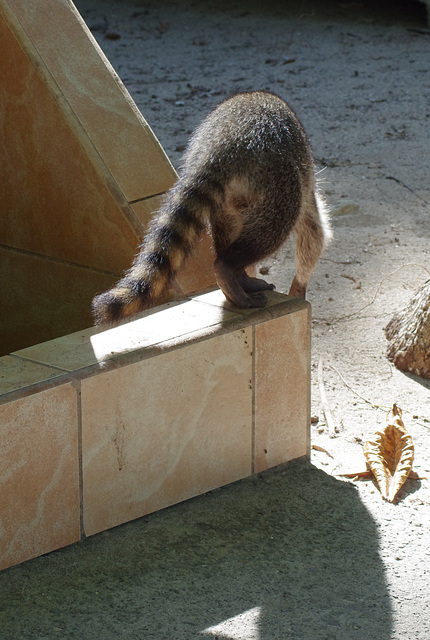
[75,380,86,539]
[306,307,312,459]
[128,191,167,205]
[7,353,71,374]
[251,325,256,476]
[0,243,120,278]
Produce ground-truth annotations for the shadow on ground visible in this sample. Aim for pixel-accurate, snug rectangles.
[1,459,391,639]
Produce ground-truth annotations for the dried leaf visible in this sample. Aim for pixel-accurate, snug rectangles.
[363,404,414,502]
[337,470,373,479]
[311,444,333,458]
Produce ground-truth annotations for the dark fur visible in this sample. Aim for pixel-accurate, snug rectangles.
[92,91,331,324]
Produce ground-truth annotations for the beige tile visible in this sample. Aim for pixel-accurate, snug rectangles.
[191,288,236,310]
[192,288,302,313]
[4,0,177,202]
[0,383,80,570]
[130,196,167,229]
[81,330,253,535]
[89,299,238,363]
[254,308,311,473]
[0,356,66,398]
[13,329,99,375]
[15,297,239,372]
[0,247,116,356]
[0,11,140,273]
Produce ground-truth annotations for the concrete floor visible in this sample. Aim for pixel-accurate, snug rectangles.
[0,459,391,639]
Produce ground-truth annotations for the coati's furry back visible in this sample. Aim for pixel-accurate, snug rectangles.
[92,91,331,324]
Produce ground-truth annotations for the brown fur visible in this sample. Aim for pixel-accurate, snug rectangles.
[92,91,331,324]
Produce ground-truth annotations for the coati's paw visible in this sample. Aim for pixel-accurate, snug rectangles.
[238,274,276,293]
[215,260,270,309]
[220,287,267,309]
[246,291,269,307]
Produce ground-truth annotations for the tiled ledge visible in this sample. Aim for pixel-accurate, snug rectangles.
[0,290,310,571]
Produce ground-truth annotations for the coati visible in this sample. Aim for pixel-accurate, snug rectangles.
[92,91,331,324]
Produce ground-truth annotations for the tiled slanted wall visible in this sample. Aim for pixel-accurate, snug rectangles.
[0,0,215,355]
[0,290,310,571]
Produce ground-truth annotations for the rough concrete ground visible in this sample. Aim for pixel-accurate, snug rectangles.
[1,460,392,640]
[1,1,429,638]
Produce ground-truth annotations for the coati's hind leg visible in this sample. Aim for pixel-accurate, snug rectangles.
[214,236,277,307]
[214,259,269,308]
[212,200,275,307]
[289,193,332,299]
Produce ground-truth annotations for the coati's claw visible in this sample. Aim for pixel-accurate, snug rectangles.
[238,274,276,293]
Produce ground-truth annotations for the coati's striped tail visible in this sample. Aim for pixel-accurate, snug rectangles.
[92,188,207,324]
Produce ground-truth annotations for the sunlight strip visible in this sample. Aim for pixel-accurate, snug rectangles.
[202,606,261,639]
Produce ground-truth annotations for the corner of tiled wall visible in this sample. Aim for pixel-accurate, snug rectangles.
[0,291,311,570]
[0,0,312,572]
